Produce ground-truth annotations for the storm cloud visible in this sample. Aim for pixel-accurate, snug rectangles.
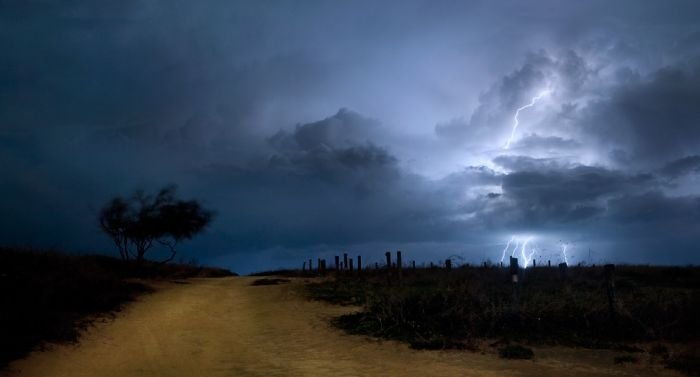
[2,0,700,272]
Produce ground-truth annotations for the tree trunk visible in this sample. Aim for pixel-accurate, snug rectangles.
[136,242,146,265]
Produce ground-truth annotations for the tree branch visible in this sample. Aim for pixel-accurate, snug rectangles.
[157,239,178,264]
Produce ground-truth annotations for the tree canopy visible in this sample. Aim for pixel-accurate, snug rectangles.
[99,186,213,263]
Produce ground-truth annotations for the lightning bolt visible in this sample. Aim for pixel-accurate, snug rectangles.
[511,240,520,257]
[500,236,515,263]
[503,88,552,149]
[519,237,535,267]
[500,236,537,268]
[560,242,569,265]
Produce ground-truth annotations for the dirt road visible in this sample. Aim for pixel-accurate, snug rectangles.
[4,277,681,377]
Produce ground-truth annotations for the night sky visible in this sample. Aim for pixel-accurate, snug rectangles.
[2,1,700,273]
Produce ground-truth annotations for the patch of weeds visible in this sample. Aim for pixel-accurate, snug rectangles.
[250,278,291,286]
[305,279,367,306]
[410,337,451,350]
[332,312,382,336]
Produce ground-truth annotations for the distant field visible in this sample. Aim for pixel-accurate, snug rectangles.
[304,264,700,375]
[0,247,235,368]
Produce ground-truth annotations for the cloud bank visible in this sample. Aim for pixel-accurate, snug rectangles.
[2,1,700,272]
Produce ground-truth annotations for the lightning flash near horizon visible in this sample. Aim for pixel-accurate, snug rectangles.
[500,235,536,268]
[503,88,552,149]
[560,241,570,265]
[499,236,573,268]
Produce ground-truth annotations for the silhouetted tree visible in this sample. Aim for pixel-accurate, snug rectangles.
[99,185,213,264]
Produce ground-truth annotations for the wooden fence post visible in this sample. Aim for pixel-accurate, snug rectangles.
[396,250,403,281]
[385,251,392,282]
[509,257,519,283]
[357,255,362,273]
[309,259,312,273]
[349,258,354,271]
[510,256,520,305]
[558,262,568,280]
[335,255,340,272]
[343,253,348,271]
[445,258,452,271]
[302,261,306,273]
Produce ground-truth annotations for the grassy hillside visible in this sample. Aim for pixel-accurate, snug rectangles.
[0,247,235,368]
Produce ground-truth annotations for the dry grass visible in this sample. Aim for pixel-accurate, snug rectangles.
[306,264,700,374]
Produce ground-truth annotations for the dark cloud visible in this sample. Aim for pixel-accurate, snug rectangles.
[580,64,700,165]
[185,111,477,251]
[268,109,381,152]
[475,160,698,236]
[606,192,700,224]
[498,165,641,224]
[659,155,700,180]
[264,109,397,185]
[2,1,700,271]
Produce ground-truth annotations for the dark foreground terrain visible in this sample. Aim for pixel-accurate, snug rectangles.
[305,264,700,376]
[0,247,235,368]
[4,277,678,377]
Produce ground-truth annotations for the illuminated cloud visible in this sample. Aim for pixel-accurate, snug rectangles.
[1,1,700,272]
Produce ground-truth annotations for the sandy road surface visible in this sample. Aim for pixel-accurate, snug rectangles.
[4,277,681,377]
